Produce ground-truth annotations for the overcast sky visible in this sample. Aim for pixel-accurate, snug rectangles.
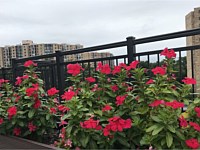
[0,0,199,55]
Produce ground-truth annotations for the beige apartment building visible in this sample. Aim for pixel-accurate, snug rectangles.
[186,7,200,93]
[0,40,114,68]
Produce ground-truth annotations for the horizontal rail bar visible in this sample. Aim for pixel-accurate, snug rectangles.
[135,28,200,45]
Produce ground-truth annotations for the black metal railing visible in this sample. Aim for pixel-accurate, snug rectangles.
[0,28,200,96]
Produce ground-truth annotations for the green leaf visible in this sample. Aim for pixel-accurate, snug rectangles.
[176,130,185,140]
[167,125,176,133]
[135,106,149,114]
[18,121,24,127]
[152,125,164,135]
[146,124,159,132]
[94,110,102,116]
[87,101,92,107]
[80,133,89,148]
[89,139,98,149]
[151,115,162,122]
[166,132,173,148]
[117,136,130,148]
[46,114,50,120]
[28,109,35,118]
[62,113,71,120]
[66,126,73,135]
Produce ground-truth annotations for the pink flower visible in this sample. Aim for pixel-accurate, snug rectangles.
[13,128,21,136]
[179,116,188,127]
[61,91,75,101]
[24,60,37,67]
[185,138,200,149]
[7,106,17,118]
[47,87,59,96]
[146,79,154,84]
[160,48,176,59]
[85,77,96,83]
[165,100,184,109]
[80,118,102,130]
[182,77,196,84]
[96,62,111,74]
[129,60,139,69]
[33,99,41,109]
[67,63,83,76]
[116,95,126,106]
[112,66,121,75]
[28,122,37,132]
[111,85,119,92]
[102,105,112,112]
[149,100,165,107]
[0,118,3,125]
[152,67,166,75]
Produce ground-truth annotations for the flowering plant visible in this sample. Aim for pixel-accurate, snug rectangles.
[54,48,200,149]
[0,61,58,142]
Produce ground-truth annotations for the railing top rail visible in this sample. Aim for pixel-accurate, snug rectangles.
[135,28,200,45]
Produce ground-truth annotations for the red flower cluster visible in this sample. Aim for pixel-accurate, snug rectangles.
[151,67,166,75]
[126,60,139,70]
[103,116,131,136]
[102,105,112,112]
[189,122,200,132]
[182,77,196,85]
[0,118,3,125]
[96,62,111,74]
[7,106,17,119]
[111,85,119,92]
[57,105,70,113]
[24,60,37,67]
[85,77,96,83]
[112,66,121,75]
[194,107,200,118]
[50,107,57,114]
[28,122,37,132]
[149,100,165,107]
[13,128,21,136]
[0,79,9,87]
[47,87,59,96]
[165,100,184,109]
[80,118,102,130]
[185,138,200,149]
[33,99,41,109]
[160,48,176,59]
[116,95,126,106]
[61,91,75,101]
[67,63,83,76]
[15,75,29,86]
[179,116,188,127]
[26,84,39,97]
[146,79,154,84]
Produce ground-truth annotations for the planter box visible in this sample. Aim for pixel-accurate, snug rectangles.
[0,135,61,149]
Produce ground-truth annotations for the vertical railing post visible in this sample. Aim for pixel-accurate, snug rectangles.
[2,67,6,79]
[11,58,17,85]
[126,36,136,64]
[56,51,64,102]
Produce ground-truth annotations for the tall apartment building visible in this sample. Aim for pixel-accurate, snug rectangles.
[0,40,114,68]
[186,7,200,93]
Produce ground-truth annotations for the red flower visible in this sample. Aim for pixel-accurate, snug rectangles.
[15,77,22,85]
[194,107,200,118]
[116,95,126,106]
[179,116,188,127]
[102,105,112,112]
[96,62,111,74]
[50,107,57,114]
[165,100,184,109]
[0,79,9,87]
[0,118,3,125]
[13,128,21,136]
[47,87,59,96]
[67,63,83,76]
[57,105,70,113]
[85,77,96,83]
[152,67,166,75]
[189,122,200,132]
[160,48,176,59]
[33,99,41,109]
[59,120,68,127]
[129,60,139,69]
[103,117,131,136]
[146,79,154,84]
[149,100,165,107]
[185,138,200,149]
[80,118,102,130]
[111,85,119,92]
[7,106,17,118]
[24,60,37,67]
[61,91,75,101]
[182,77,196,84]
[28,122,37,132]
[112,66,121,75]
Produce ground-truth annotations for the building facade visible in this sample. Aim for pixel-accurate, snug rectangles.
[0,40,114,68]
[186,7,200,93]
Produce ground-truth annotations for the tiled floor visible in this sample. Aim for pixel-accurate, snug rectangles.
[0,135,54,149]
